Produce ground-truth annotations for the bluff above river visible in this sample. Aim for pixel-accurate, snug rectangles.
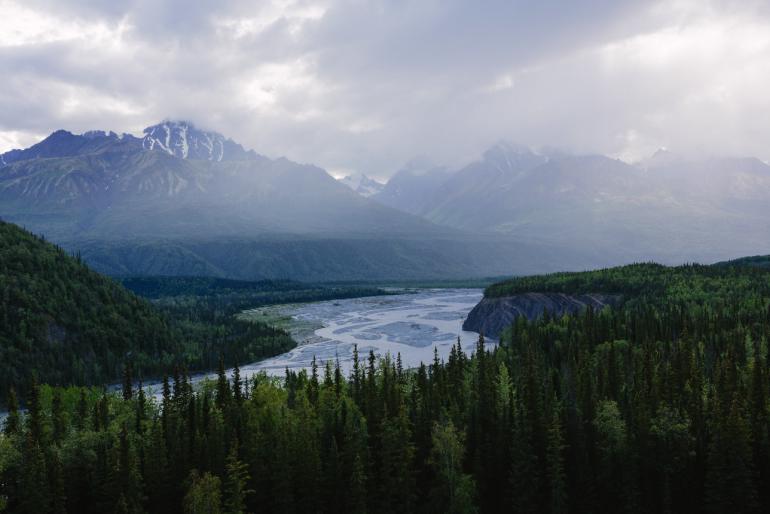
[462,292,620,338]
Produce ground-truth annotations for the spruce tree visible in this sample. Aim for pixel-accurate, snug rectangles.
[216,356,231,410]
[3,387,20,435]
[123,362,133,401]
[704,397,759,514]
[52,388,65,443]
[546,403,568,514]
[223,443,252,514]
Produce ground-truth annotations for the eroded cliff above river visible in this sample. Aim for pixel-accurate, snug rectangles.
[462,292,620,338]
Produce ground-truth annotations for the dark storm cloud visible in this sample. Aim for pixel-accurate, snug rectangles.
[1,0,770,177]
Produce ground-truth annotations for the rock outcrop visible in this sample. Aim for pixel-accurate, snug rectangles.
[463,292,620,339]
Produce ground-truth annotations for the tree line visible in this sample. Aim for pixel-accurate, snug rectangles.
[2,259,770,513]
[0,220,298,403]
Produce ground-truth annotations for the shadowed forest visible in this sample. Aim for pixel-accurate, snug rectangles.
[2,263,770,513]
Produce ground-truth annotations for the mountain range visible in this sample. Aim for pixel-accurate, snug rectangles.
[367,142,770,264]
[0,121,438,239]
[4,121,768,281]
[0,121,577,280]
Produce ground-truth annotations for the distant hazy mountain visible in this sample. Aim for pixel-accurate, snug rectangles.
[371,142,770,264]
[372,157,453,215]
[0,129,139,166]
[10,121,762,279]
[0,123,590,280]
[337,173,384,197]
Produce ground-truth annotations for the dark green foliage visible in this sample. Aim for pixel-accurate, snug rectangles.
[119,276,388,304]
[715,254,770,269]
[0,220,175,402]
[184,470,222,514]
[120,276,389,374]
[0,221,298,404]
[2,261,770,513]
[222,443,252,514]
[486,261,770,301]
[3,389,20,435]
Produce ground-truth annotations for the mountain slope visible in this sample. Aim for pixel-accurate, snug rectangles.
[0,122,591,279]
[337,173,384,197]
[141,120,257,161]
[372,157,453,215]
[0,129,141,166]
[72,235,590,281]
[0,220,176,399]
[0,220,302,402]
[373,143,770,264]
[0,123,453,241]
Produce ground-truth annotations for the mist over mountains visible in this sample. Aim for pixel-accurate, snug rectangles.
[361,142,770,264]
[2,120,768,281]
[0,121,578,280]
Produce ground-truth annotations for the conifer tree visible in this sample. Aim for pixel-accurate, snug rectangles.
[348,454,368,514]
[3,388,20,435]
[76,388,89,431]
[232,362,243,406]
[26,379,43,445]
[546,403,568,514]
[49,451,66,514]
[309,355,320,405]
[216,356,231,410]
[18,436,49,514]
[52,388,65,443]
[123,362,133,401]
[510,395,539,514]
[136,380,147,434]
[223,443,252,514]
[704,397,759,514]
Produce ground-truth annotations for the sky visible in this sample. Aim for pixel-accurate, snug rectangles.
[1,0,770,179]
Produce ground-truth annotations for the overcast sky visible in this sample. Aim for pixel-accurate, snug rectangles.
[1,0,769,178]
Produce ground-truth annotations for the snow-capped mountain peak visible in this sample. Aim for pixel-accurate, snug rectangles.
[81,130,129,140]
[480,140,546,177]
[337,173,385,197]
[142,120,255,161]
[638,148,683,170]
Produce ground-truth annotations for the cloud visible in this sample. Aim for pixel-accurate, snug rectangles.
[1,0,770,175]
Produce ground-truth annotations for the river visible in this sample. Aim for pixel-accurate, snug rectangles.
[239,287,493,378]
[0,288,491,418]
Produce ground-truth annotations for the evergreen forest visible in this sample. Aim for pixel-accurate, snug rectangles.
[2,261,770,513]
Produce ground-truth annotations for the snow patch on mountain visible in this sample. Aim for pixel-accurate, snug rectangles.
[82,130,128,140]
[141,120,253,162]
[338,173,385,197]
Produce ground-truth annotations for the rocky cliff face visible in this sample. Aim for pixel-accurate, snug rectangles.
[463,292,620,339]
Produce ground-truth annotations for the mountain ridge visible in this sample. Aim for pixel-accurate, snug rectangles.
[0,122,587,280]
[369,142,770,264]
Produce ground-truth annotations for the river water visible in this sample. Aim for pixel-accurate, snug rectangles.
[0,289,491,417]
[239,288,493,378]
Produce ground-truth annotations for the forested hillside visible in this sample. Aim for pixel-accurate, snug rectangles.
[0,221,294,402]
[486,261,770,300]
[716,255,770,269]
[119,276,387,306]
[0,220,177,400]
[2,261,770,513]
